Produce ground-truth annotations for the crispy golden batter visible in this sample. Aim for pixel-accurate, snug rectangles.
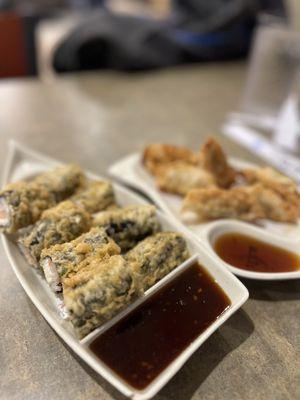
[242,167,295,189]
[40,227,120,292]
[63,254,124,289]
[143,143,197,175]
[125,231,190,291]
[254,185,300,222]
[93,205,161,252]
[0,182,57,233]
[70,180,116,213]
[63,255,142,338]
[155,162,215,196]
[242,167,300,208]
[0,164,85,233]
[182,185,261,222]
[198,138,236,188]
[64,231,190,338]
[18,201,92,267]
[34,164,85,202]
[182,184,300,223]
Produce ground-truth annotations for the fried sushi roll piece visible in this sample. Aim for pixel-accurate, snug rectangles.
[64,231,189,338]
[70,180,116,213]
[125,231,190,290]
[0,164,85,233]
[63,255,142,338]
[143,143,198,175]
[34,164,85,202]
[0,181,56,234]
[18,201,91,268]
[182,184,299,223]
[155,162,215,196]
[198,138,236,188]
[93,205,161,252]
[40,227,120,292]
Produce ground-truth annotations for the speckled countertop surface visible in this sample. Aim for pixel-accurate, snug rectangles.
[0,64,299,400]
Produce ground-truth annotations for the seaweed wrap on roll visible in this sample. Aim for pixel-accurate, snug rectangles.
[125,231,190,291]
[63,231,189,338]
[0,181,56,234]
[70,181,115,214]
[63,255,142,338]
[34,164,85,202]
[40,227,120,292]
[93,205,161,252]
[0,164,85,233]
[18,201,91,268]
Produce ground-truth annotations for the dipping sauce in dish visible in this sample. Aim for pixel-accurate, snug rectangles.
[89,262,230,390]
[214,232,300,273]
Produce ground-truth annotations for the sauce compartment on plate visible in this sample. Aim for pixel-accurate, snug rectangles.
[88,261,231,390]
[3,142,249,400]
[213,232,300,273]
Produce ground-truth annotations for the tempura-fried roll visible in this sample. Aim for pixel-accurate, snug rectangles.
[198,138,236,188]
[70,181,116,214]
[155,162,216,196]
[125,232,190,290]
[0,182,56,234]
[143,143,198,175]
[64,231,189,338]
[40,227,120,292]
[0,164,85,233]
[63,255,142,339]
[34,164,85,202]
[18,201,91,268]
[93,205,161,252]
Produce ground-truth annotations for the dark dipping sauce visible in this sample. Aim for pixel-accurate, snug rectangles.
[214,232,300,273]
[89,262,231,390]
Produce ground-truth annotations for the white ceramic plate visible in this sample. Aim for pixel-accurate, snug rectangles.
[1,141,248,400]
[109,153,300,281]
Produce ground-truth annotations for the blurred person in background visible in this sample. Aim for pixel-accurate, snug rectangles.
[0,0,286,78]
[53,0,286,72]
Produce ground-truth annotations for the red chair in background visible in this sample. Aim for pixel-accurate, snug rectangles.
[0,12,28,78]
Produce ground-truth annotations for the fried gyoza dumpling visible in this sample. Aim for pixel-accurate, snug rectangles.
[143,143,197,175]
[198,138,236,188]
[155,162,215,196]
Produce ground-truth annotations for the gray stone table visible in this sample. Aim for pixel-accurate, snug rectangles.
[0,63,299,400]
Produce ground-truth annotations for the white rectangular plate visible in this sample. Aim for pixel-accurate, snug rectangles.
[109,153,300,281]
[2,141,248,399]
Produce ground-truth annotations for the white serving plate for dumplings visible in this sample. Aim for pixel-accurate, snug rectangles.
[109,153,300,281]
[1,140,248,400]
